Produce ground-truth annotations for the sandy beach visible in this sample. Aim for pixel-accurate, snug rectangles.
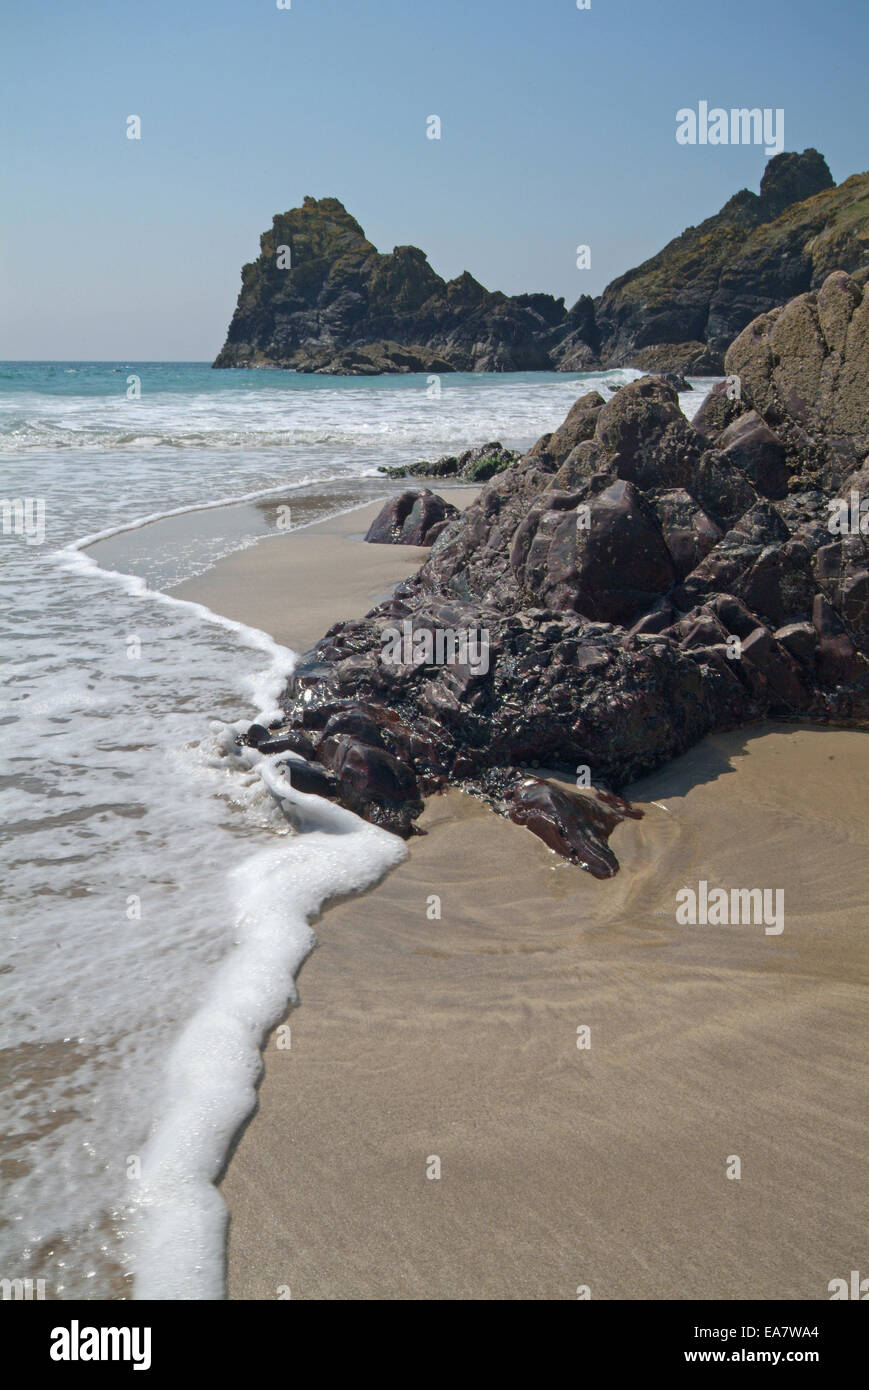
[8,0,869,1334]
[170,500,869,1301]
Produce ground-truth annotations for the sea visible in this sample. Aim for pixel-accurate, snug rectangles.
[0,362,714,1299]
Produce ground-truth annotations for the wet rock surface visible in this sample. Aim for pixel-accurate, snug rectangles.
[363,489,459,546]
[505,777,641,879]
[246,273,869,871]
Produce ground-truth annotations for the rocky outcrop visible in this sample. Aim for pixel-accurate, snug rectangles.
[215,154,868,375]
[213,196,568,373]
[241,273,869,871]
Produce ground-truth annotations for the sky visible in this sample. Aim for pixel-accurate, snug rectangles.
[2,0,867,360]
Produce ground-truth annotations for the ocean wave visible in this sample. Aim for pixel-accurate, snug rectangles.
[0,420,539,451]
[0,368,667,452]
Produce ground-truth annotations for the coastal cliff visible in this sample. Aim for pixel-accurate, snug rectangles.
[596,150,867,372]
[214,152,868,376]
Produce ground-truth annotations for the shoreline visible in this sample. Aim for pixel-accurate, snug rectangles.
[167,488,479,652]
[162,501,869,1300]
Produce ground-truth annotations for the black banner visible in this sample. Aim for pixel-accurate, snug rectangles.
[7,1299,865,1375]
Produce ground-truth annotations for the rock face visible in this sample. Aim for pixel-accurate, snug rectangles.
[725,268,869,487]
[215,154,868,375]
[243,273,869,871]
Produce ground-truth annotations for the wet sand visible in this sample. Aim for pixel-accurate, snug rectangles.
[177,503,869,1301]
[171,491,476,652]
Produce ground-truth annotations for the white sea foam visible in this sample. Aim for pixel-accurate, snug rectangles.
[131,767,407,1300]
[4,532,403,1298]
[0,366,663,456]
[51,544,407,1300]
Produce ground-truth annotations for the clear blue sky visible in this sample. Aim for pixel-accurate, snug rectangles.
[2,0,866,359]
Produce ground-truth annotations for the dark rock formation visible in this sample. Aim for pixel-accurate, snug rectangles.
[215,154,868,376]
[363,490,459,546]
[714,412,791,500]
[213,196,568,373]
[243,273,869,870]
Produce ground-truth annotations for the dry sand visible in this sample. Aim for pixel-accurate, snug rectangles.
[176,500,869,1301]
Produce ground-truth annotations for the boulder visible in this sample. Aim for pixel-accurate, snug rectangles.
[715,411,791,499]
[316,734,424,835]
[592,376,702,491]
[364,489,459,546]
[691,378,747,443]
[653,490,722,580]
[505,777,637,878]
